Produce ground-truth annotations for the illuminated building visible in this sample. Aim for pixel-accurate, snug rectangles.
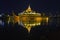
[1,5,49,33]
[17,5,49,32]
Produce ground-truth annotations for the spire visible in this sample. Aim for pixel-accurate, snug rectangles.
[26,5,32,12]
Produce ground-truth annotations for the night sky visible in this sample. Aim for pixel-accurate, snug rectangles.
[0,0,60,40]
[0,0,60,13]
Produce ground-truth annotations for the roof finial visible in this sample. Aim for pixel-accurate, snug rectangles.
[26,5,32,12]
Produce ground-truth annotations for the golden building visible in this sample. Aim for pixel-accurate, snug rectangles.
[7,5,49,33]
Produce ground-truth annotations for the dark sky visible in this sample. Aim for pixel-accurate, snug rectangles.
[0,0,60,39]
[0,0,60,13]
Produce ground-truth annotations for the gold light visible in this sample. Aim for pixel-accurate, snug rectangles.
[18,5,49,32]
[26,5,32,12]
[7,5,49,33]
